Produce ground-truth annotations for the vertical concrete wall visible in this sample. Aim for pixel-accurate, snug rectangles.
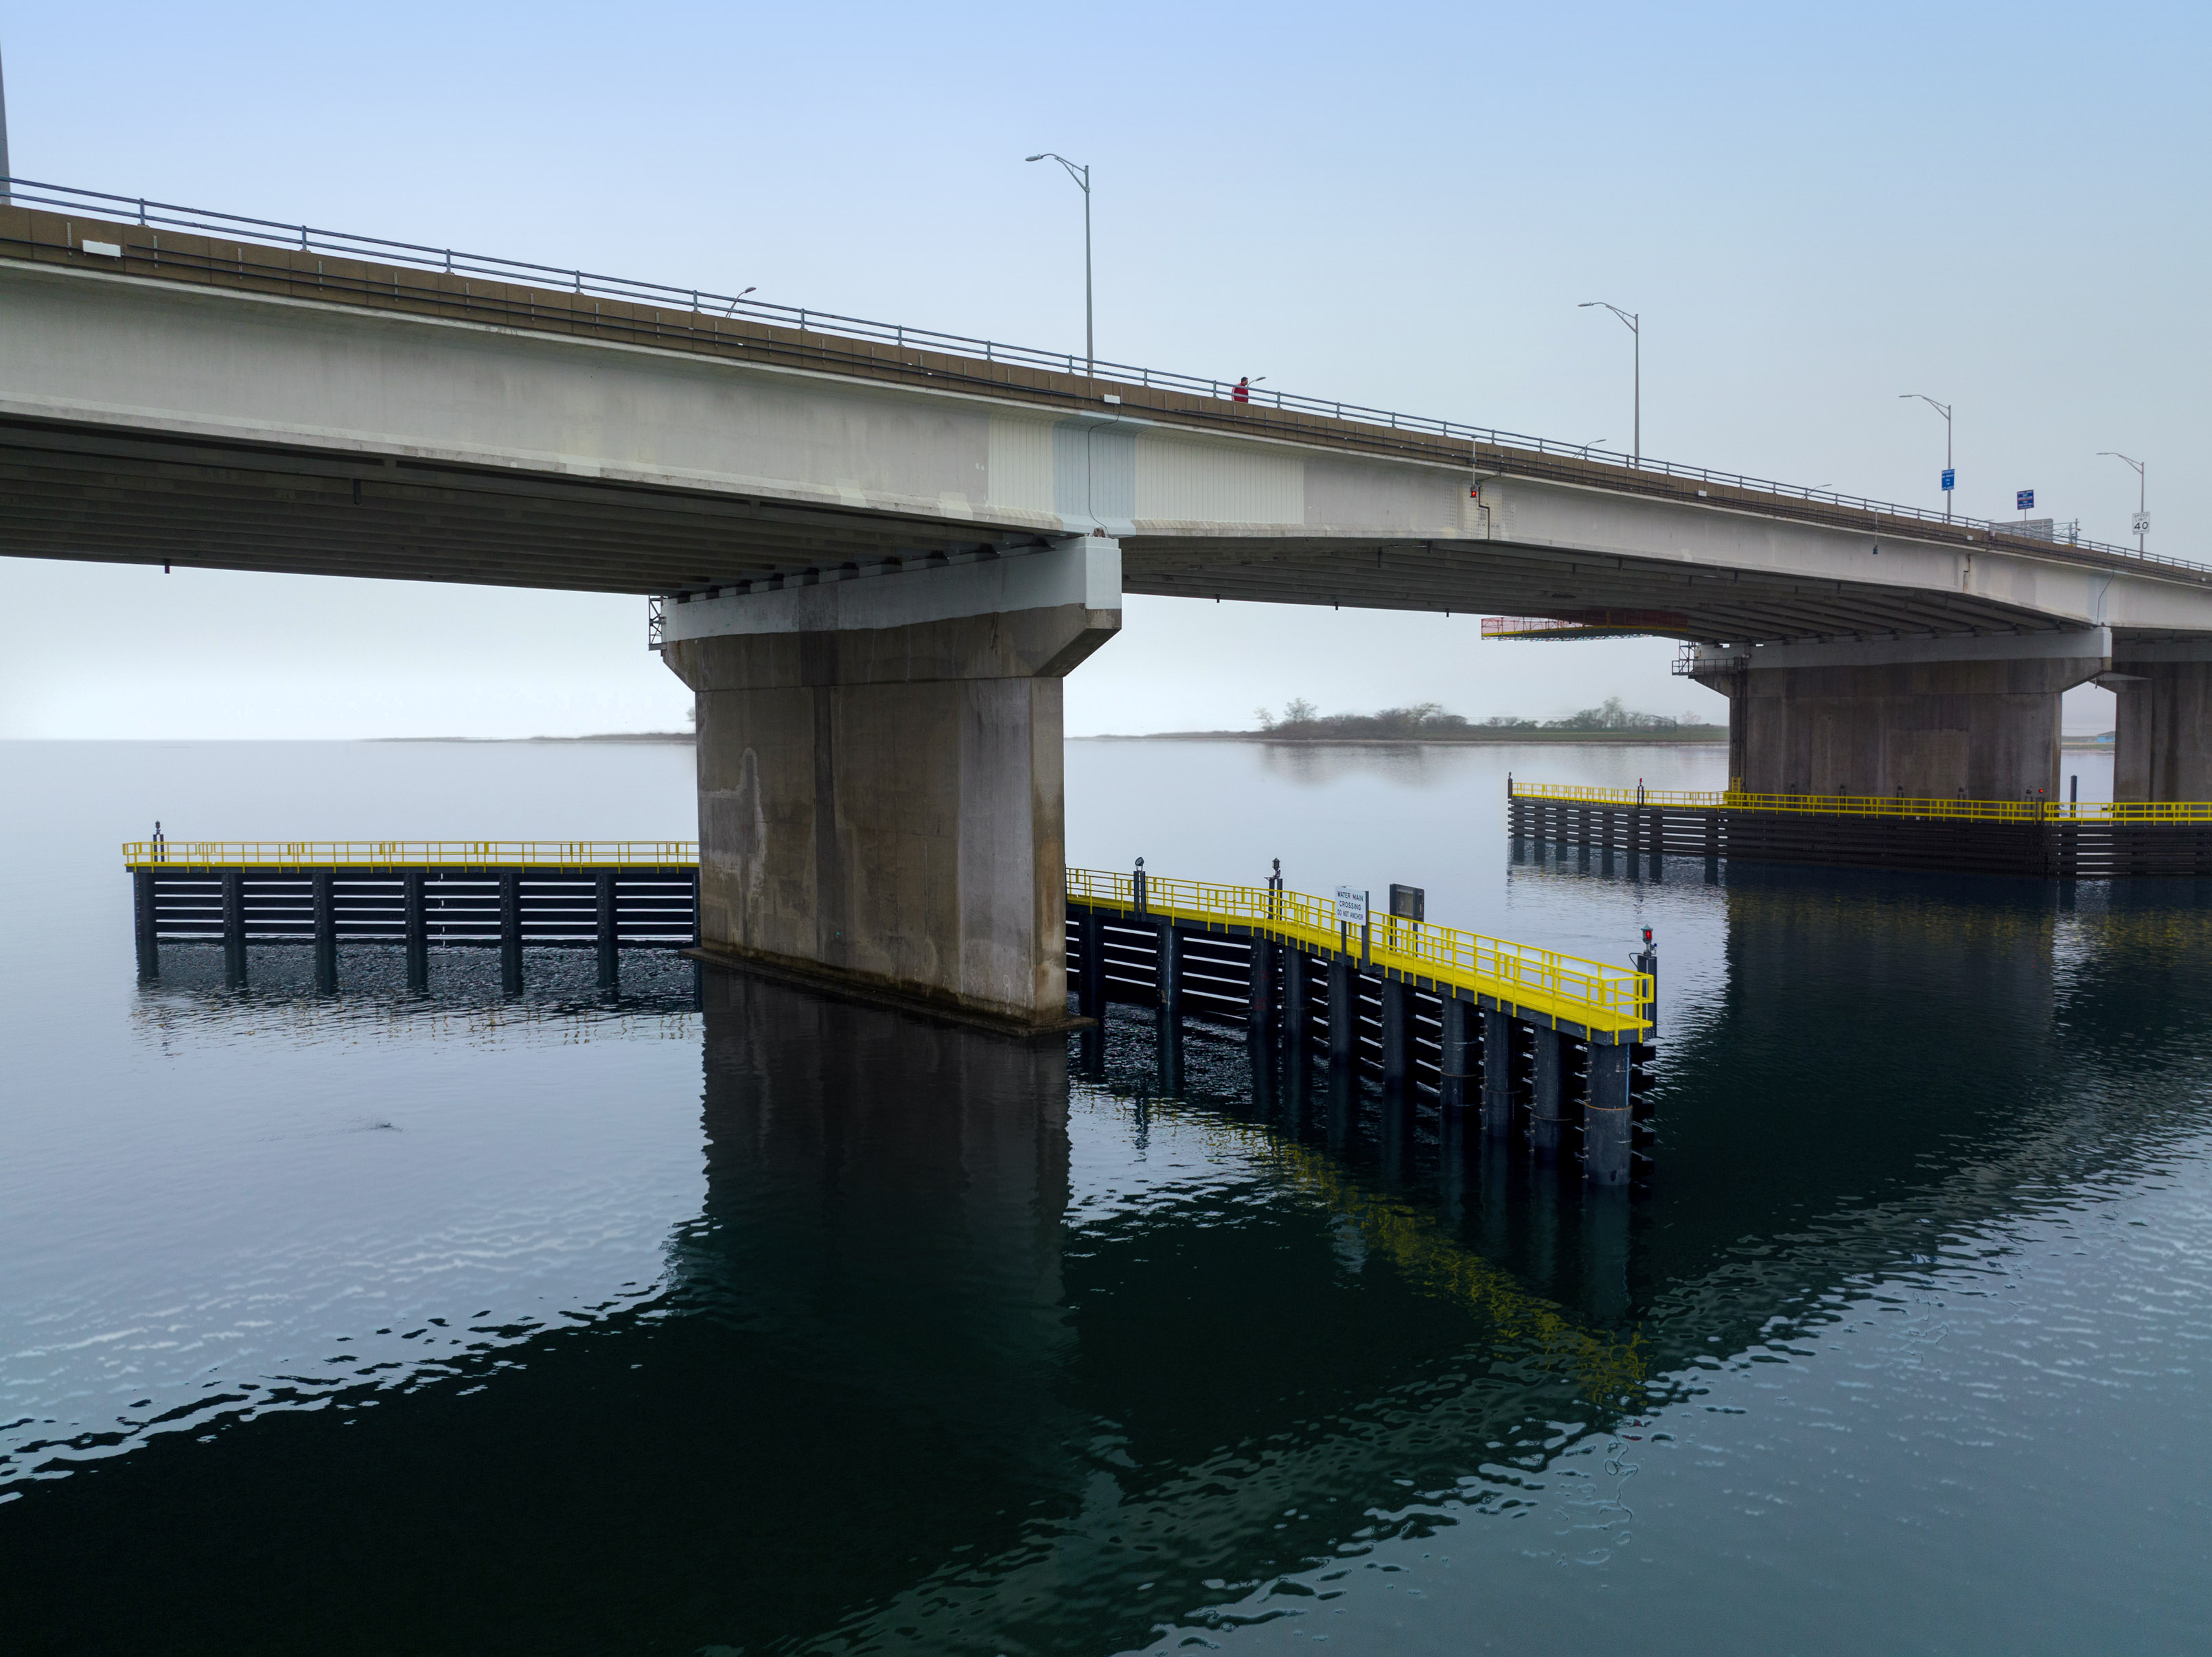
[664,602,1116,1030]
[2114,662,2212,803]
[1729,656,2100,801]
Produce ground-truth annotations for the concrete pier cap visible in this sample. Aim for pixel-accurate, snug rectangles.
[1687,628,2110,801]
[660,534,1121,1034]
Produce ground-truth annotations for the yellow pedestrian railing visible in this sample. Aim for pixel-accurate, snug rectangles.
[1511,782,2212,825]
[123,840,699,870]
[1067,867,1652,1041]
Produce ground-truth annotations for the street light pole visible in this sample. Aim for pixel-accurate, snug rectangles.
[2099,451,2147,555]
[1,40,12,205]
[1900,393,1954,521]
[1578,302,1639,466]
[1026,152,1092,378]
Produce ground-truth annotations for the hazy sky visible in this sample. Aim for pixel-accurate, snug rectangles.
[4,0,2203,738]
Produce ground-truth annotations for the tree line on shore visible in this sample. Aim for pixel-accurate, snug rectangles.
[1249,696,1718,738]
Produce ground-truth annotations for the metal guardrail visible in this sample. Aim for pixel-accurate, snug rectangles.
[123,840,699,869]
[1512,781,2212,825]
[7,174,2196,580]
[1068,866,1651,1038]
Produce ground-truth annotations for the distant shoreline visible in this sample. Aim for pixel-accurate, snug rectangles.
[374,731,695,744]
[1080,729,1729,746]
[354,729,2115,751]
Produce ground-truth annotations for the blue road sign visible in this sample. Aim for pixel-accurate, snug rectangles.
[2017,489,2036,511]
[1942,468,1956,491]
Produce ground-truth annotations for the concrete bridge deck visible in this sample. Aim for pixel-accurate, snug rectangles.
[6,186,2209,647]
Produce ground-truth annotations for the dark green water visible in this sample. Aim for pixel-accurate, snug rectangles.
[1,739,2204,1654]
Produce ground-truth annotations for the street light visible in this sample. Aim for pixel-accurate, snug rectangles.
[2099,451,2147,554]
[1026,152,1092,378]
[1,40,12,205]
[1578,302,1639,466]
[1900,393,1954,521]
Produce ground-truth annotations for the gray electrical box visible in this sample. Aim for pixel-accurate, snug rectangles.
[1388,883,1425,922]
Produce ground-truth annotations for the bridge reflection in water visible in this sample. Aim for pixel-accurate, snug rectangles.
[8,869,2211,1655]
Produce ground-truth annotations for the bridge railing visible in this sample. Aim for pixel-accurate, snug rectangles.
[1067,866,1651,1038]
[122,840,699,869]
[1512,782,2212,825]
[4,174,2192,579]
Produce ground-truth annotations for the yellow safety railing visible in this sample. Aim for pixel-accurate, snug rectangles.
[122,840,698,869]
[1512,783,2212,825]
[1067,867,1651,1040]
[1516,783,1727,808]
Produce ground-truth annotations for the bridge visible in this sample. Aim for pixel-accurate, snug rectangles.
[11,179,2211,1028]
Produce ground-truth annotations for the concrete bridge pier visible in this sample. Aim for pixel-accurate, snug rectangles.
[661,535,1120,1034]
[2112,644,2212,802]
[1693,631,2110,800]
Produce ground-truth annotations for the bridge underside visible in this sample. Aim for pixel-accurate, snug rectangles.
[3,415,2115,646]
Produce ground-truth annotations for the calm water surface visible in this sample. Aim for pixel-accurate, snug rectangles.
[0,736,2200,1655]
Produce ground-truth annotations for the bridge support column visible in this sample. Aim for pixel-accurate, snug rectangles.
[1692,631,2109,801]
[2112,646,2212,802]
[662,536,1120,1033]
